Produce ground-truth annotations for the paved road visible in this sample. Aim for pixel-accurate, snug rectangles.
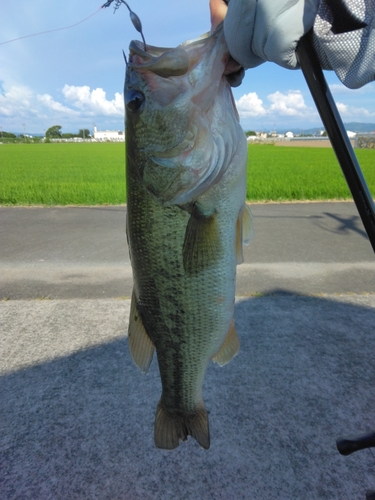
[1,202,374,299]
[1,203,374,499]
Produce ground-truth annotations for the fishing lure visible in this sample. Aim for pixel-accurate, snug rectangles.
[102,0,147,51]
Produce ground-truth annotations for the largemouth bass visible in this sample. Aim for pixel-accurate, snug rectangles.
[125,25,251,450]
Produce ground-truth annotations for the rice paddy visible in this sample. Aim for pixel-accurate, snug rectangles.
[0,142,374,205]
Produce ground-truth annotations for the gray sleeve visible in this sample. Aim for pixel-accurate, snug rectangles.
[224,0,375,89]
[313,0,375,88]
[223,0,265,69]
[223,0,320,69]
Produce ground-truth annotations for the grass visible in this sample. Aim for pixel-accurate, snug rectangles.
[0,142,374,205]
[247,144,375,201]
[0,143,126,205]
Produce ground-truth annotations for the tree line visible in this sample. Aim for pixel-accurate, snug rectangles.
[0,126,91,139]
[45,125,91,139]
[1,131,18,138]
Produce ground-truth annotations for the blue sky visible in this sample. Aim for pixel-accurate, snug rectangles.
[1,0,375,135]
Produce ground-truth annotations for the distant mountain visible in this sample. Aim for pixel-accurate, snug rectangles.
[293,127,323,136]
[275,123,375,135]
[343,122,375,133]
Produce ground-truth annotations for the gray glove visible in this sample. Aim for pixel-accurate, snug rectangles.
[224,0,375,89]
[224,0,320,70]
[313,0,375,89]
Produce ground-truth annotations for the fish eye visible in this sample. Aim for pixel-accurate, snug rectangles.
[126,90,145,112]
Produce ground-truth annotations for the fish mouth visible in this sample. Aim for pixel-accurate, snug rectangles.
[129,41,173,63]
[128,26,223,78]
[128,40,191,78]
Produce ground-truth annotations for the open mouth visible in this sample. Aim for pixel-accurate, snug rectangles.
[129,40,171,63]
[128,40,190,78]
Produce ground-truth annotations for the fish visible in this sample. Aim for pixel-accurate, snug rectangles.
[125,24,252,450]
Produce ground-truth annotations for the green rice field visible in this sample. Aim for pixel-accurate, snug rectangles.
[246,144,375,201]
[0,142,374,205]
[0,143,126,206]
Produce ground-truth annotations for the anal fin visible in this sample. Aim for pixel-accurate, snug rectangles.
[183,204,222,275]
[154,400,210,450]
[212,320,240,367]
[128,291,155,374]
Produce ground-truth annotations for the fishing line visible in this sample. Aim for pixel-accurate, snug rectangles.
[0,6,103,46]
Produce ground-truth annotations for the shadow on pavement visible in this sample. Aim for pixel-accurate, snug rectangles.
[1,292,374,499]
[323,212,369,240]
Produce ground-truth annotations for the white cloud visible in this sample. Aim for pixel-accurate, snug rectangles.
[235,92,267,118]
[37,85,123,117]
[329,84,356,94]
[37,94,79,115]
[62,85,123,116]
[267,90,308,116]
[234,89,318,127]
[0,84,34,117]
[336,102,348,114]
[329,82,375,94]
[335,101,375,118]
[0,81,125,131]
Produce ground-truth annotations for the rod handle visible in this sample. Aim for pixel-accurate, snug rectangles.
[336,431,375,456]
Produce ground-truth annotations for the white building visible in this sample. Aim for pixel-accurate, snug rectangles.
[93,126,125,142]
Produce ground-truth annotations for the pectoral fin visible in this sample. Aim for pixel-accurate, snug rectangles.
[236,212,244,265]
[236,204,254,264]
[212,320,240,366]
[128,291,155,374]
[182,204,222,275]
[242,203,254,245]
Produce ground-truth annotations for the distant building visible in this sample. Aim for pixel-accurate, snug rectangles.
[285,131,294,138]
[93,126,125,142]
[346,130,357,138]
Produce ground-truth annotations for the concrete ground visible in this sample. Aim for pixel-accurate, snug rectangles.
[1,203,374,499]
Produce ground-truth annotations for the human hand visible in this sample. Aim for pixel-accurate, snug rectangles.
[209,0,228,32]
[209,0,244,86]
[224,0,320,69]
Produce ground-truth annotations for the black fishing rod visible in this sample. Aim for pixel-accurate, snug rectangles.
[297,27,375,500]
[297,31,375,253]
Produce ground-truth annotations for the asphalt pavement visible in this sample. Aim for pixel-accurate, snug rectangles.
[1,203,375,499]
[1,202,374,299]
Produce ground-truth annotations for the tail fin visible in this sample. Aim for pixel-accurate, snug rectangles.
[154,401,210,450]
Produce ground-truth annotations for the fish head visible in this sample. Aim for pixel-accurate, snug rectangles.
[125,25,246,205]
